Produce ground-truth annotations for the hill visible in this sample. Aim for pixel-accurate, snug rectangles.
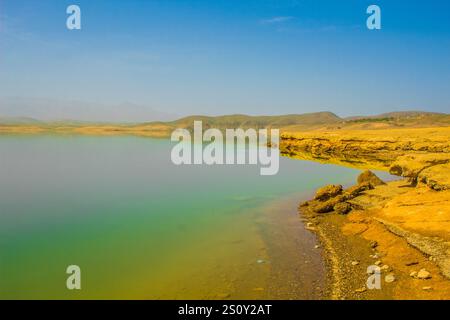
[1,111,450,137]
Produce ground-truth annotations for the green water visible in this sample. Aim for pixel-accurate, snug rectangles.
[0,136,364,299]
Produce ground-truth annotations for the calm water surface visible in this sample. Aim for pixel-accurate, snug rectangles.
[0,136,365,299]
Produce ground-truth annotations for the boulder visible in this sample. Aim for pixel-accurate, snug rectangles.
[312,201,335,213]
[385,273,396,283]
[314,184,343,201]
[299,201,310,208]
[334,202,352,215]
[344,182,374,199]
[312,195,345,213]
[357,170,386,186]
[417,269,432,279]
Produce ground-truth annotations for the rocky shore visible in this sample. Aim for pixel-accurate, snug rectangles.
[293,127,450,299]
[280,127,450,170]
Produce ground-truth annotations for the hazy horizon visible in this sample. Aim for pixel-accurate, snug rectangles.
[0,95,446,123]
[0,96,446,125]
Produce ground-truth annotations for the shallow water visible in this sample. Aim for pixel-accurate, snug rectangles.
[0,136,364,299]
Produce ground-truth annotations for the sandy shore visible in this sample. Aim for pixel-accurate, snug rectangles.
[301,178,450,300]
[288,126,450,299]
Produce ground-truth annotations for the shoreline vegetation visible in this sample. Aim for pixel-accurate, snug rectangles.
[2,111,450,299]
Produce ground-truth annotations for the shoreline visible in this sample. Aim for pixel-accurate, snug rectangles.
[299,174,450,300]
[259,193,328,299]
[281,125,450,299]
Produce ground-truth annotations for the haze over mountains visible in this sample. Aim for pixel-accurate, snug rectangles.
[0,97,178,123]
[2,97,449,127]
[1,110,450,134]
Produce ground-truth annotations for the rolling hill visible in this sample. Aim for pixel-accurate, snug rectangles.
[1,111,449,137]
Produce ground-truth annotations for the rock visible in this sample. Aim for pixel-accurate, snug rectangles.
[312,202,334,213]
[405,261,419,266]
[256,259,265,264]
[369,241,378,249]
[367,269,374,275]
[417,269,432,279]
[314,184,343,201]
[385,273,396,283]
[374,260,382,266]
[418,163,450,191]
[410,271,418,278]
[217,293,231,299]
[381,265,390,272]
[357,170,386,186]
[314,245,320,249]
[299,201,309,207]
[351,261,360,266]
[422,287,433,291]
[312,195,345,213]
[345,182,374,199]
[334,202,352,215]
[355,287,367,293]
[389,153,450,182]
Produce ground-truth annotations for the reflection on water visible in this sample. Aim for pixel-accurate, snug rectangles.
[0,136,360,299]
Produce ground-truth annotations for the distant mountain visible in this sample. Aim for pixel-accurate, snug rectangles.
[0,97,178,123]
[0,112,342,127]
[2,110,450,134]
[167,112,342,130]
[0,116,41,124]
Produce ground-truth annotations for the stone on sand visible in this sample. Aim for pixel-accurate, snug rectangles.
[385,273,396,283]
[417,269,432,279]
[357,170,386,186]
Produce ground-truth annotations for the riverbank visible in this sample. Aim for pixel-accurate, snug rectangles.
[289,126,450,299]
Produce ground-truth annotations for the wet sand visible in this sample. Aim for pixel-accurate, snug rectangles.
[254,193,327,299]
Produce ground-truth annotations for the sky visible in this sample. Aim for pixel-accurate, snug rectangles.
[0,0,449,121]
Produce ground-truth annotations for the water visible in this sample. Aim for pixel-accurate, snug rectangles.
[0,136,361,299]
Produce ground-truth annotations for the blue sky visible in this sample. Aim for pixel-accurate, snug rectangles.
[0,0,449,121]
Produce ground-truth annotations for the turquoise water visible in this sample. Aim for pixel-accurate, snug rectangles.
[0,136,362,299]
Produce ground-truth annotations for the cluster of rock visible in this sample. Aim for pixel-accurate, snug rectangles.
[300,170,385,215]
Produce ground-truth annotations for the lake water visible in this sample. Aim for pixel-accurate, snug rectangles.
[0,136,364,299]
